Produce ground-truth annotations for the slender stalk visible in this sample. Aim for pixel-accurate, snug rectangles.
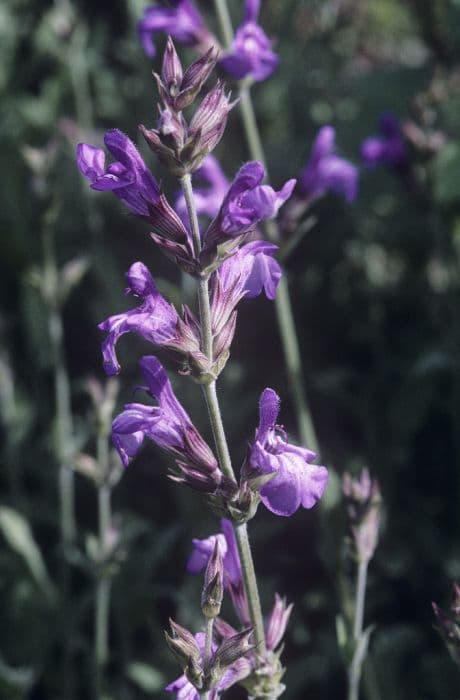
[42,213,76,700]
[201,617,214,700]
[213,0,234,49]
[94,395,114,697]
[348,560,369,700]
[181,174,213,360]
[95,485,111,669]
[179,174,267,656]
[212,2,320,453]
[353,561,368,643]
[43,222,77,548]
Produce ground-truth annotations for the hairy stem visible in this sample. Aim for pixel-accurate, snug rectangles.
[94,397,114,699]
[202,617,214,700]
[179,173,267,656]
[43,211,76,700]
[348,560,369,700]
[95,485,111,669]
[43,220,76,548]
[213,3,320,453]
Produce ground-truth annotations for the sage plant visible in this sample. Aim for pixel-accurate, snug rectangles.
[77,35,328,699]
[137,0,358,458]
[341,468,382,700]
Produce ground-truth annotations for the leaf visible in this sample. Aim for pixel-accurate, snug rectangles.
[126,662,165,692]
[432,142,460,206]
[0,507,55,598]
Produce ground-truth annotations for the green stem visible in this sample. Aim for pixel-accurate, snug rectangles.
[95,485,111,670]
[180,174,213,360]
[201,617,214,700]
[213,5,320,453]
[348,560,369,700]
[43,223,76,548]
[213,0,234,49]
[179,174,267,657]
[353,560,367,643]
[43,211,76,700]
[94,399,114,697]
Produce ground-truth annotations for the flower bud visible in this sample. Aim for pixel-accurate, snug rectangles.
[212,628,254,671]
[201,540,224,618]
[165,619,201,668]
[342,468,382,564]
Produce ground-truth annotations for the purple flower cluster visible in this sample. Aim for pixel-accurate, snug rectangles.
[76,130,160,217]
[187,518,292,638]
[298,126,359,204]
[361,113,407,170]
[138,0,214,59]
[219,0,279,82]
[249,389,328,516]
[138,0,279,84]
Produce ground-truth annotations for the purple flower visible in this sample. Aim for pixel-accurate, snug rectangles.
[76,129,160,216]
[187,519,250,624]
[361,112,408,170]
[216,240,282,301]
[203,161,295,258]
[265,594,293,651]
[209,241,282,363]
[166,632,252,700]
[298,126,358,203]
[98,262,200,376]
[249,388,328,516]
[187,519,242,587]
[111,356,221,492]
[138,1,213,59]
[175,155,229,225]
[219,0,279,82]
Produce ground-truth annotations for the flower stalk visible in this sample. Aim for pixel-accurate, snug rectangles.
[212,0,320,454]
[179,173,268,657]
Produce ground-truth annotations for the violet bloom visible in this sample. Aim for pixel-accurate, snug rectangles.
[112,355,221,492]
[138,0,212,59]
[219,0,279,82]
[98,262,200,376]
[187,519,250,625]
[175,155,229,225]
[298,126,358,204]
[166,632,252,700]
[216,240,282,301]
[76,129,160,217]
[203,160,295,256]
[249,388,328,516]
[361,112,407,170]
[187,519,242,588]
[265,594,293,651]
[209,241,282,364]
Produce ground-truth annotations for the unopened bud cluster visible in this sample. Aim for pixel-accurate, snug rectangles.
[433,582,460,666]
[342,468,382,564]
[140,37,235,177]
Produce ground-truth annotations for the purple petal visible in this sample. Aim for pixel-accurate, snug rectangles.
[76,143,105,180]
[112,408,148,466]
[310,125,336,162]
[245,0,261,22]
[257,388,280,443]
[140,356,190,427]
[260,453,303,516]
[221,519,242,586]
[186,533,227,573]
[299,463,328,509]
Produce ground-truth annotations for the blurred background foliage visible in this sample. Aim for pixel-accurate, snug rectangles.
[2,0,460,698]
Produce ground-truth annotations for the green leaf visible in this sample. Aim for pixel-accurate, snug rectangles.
[432,142,460,205]
[0,507,55,598]
[126,662,165,693]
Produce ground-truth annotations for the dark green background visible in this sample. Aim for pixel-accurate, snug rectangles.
[1,0,460,697]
